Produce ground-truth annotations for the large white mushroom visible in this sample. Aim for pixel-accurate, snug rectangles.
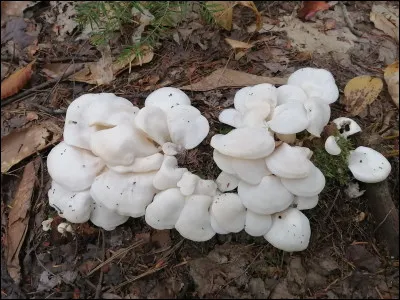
[264,207,311,252]
[89,200,129,231]
[153,155,187,190]
[348,146,392,183]
[325,135,341,155]
[216,171,240,192]
[144,87,191,112]
[47,141,105,192]
[210,193,246,233]
[304,99,331,137]
[107,153,164,174]
[244,210,272,237]
[276,85,308,105]
[268,102,310,134]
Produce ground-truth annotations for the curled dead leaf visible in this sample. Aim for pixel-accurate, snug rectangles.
[180,68,286,91]
[370,4,399,42]
[1,60,35,100]
[225,38,253,49]
[384,61,399,108]
[343,76,383,116]
[1,120,62,173]
[7,158,40,283]
[298,1,331,21]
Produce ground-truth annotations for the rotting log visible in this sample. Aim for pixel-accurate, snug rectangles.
[364,180,399,258]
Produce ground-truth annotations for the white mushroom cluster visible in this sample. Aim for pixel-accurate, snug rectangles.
[324,117,392,183]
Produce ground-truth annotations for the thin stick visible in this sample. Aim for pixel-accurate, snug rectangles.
[1,65,84,107]
[323,189,341,223]
[374,206,395,233]
[95,229,105,299]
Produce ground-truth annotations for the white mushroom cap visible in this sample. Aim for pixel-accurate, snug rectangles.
[90,169,157,217]
[216,172,240,192]
[219,108,242,128]
[265,143,313,179]
[240,103,271,128]
[145,188,185,230]
[177,171,199,196]
[244,210,272,237]
[175,195,215,242]
[238,175,294,215]
[325,136,341,155]
[57,222,73,234]
[194,179,218,197]
[210,214,230,234]
[244,83,278,110]
[293,195,319,210]
[107,153,164,173]
[268,102,310,134]
[153,155,187,190]
[89,200,129,231]
[294,146,313,159]
[234,87,252,112]
[90,123,159,166]
[134,106,171,145]
[264,207,311,252]
[48,181,93,223]
[348,146,392,183]
[47,141,105,192]
[210,193,246,233]
[167,105,210,149]
[277,85,308,105]
[280,164,326,197]
[162,142,184,156]
[41,218,53,231]
[332,117,362,138]
[213,150,235,174]
[304,99,331,137]
[211,127,275,159]
[145,87,191,112]
[63,93,137,150]
[287,68,339,104]
[231,157,272,185]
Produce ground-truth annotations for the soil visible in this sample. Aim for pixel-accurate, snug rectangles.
[1,1,399,299]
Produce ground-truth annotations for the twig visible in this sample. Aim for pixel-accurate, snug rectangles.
[374,206,395,233]
[28,103,67,115]
[323,189,341,223]
[1,65,85,107]
[339,2,365,38]
[95,229,105,299]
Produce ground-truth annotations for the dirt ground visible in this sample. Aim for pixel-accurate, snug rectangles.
[1,1,399,299]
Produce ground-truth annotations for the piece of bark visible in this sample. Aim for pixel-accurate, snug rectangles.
[364,181,399,258]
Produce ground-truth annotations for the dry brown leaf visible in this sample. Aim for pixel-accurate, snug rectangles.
[1,120,62,173]
[7,158,39,283]
[298,1,331,20]
[1,60,35,100]
[180,68,286,91]
[112,46,154,76]
[225,38,253,49]
[370,4,399,42]
[343,76,383,116]
[384,61,399,108]
[206,1,261,31]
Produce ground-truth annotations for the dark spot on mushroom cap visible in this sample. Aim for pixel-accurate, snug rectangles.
[169,93,172,97]
[360,160,363,163]
[278,216,282,219]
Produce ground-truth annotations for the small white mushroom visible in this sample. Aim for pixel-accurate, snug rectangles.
[304,99,331,137]
[57,222,73,234]
[167,105,210,149]
[90,169,158,217]
[89,200,129,231]
[287,68,339,104]
[244,83,278,110]
[213,150,235,174]
[231,156,272,185]
[276,85,308,105]
[47,142,105,192]
[325,135,341,155]
[194,179,218,197]
[281,164,326,197]
[332,117,362,138]
[134,106,171,145]
[264,207,311,252]
[48,181,93,223]
[177,172,199,196]
[153,156,187,190]
[238,175,294,215]
[240,102,271,128]
[107,153,164,173]
[145,188,185,229]
[234,86,252,112]
[42,218,53,231]
[211,127,275,159]
[244,211,272,237]
[210,193,246,233]
[293,195,319,210]
[175,195,215,242]
[348,146,392,183]
[145,87,191,112]
[268,102,310,134]
[265,143,313,179]
[219,108,242,128]
[216,172,240,192]
[210,214,230,234]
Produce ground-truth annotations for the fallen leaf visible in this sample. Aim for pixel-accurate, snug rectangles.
[112,45,154,75]
[206,1,261,31]
[225,38,253,49]
[1,17,39,48]
[1,120,62,173]
[343,76,383,116]
[180,68,286,91]
[384,61,399,108]
[7,158,39,283]
[370,4,399,42]
[1,61,35,100]
[298,1,331,21]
